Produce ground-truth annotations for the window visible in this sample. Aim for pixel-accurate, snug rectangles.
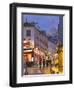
[24,38,26,40]
[26,30,31,36]
[28,38,31,40]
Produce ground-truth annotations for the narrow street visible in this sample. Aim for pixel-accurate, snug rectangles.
[24,66,55,75]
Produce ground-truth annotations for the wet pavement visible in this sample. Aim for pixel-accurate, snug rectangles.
[24,66,52,75]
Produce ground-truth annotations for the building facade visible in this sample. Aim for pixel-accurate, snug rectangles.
[22,22,48,67]
[48,41,56,56]
[58,16,63,45]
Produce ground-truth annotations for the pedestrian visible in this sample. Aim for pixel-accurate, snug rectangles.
[46,60,49,67]
[39,59,41,68]
[43,59,45,68]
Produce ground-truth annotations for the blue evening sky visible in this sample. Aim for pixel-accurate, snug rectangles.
[22,14,60,35]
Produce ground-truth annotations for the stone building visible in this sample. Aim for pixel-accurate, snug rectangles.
[22,22,48,66]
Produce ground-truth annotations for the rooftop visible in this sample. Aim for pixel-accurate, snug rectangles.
[24,22,35,27]
[23,22,48,38]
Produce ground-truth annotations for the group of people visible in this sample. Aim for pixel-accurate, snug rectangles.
[23,44,63,75]
[36,58,52,69]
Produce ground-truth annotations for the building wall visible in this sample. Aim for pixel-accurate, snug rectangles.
[23,24,49,63]
[23,26,35,49]
[58,16,63,44]
[48,41,56,56]
[34,28,48,52]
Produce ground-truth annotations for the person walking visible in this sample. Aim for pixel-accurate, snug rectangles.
[43,59,45,68]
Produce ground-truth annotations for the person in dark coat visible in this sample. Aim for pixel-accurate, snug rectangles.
[39,59,42,68]
[43,59,45,68]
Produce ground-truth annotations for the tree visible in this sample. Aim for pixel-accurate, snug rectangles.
[57,44,63,73]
